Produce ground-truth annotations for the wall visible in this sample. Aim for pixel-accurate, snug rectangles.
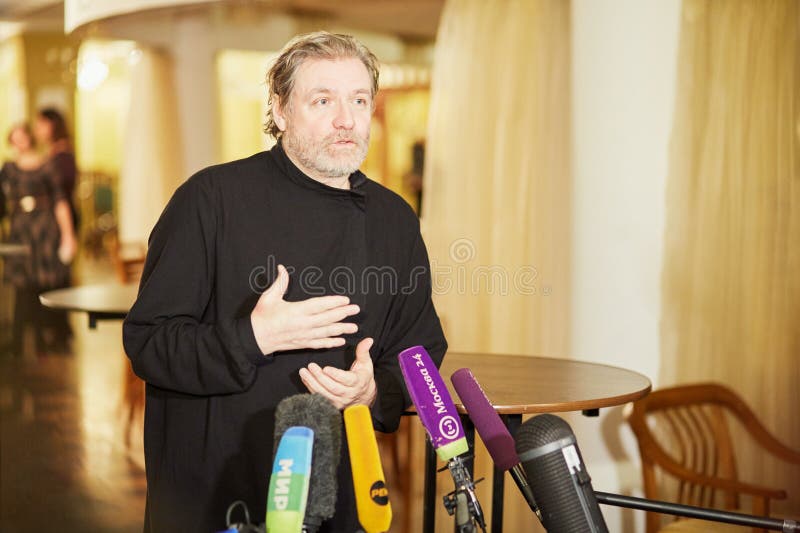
[0,36,26,162]
[74,40,135,175]
[0,32,77,161]
[571,1,681,530]
[216,49,277,164]
[21,32,79,126]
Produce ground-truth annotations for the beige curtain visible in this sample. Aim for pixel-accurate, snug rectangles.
[661,0,800,514]
[119,46,183,245]
[414,1,571,530]
[422,0,571,357]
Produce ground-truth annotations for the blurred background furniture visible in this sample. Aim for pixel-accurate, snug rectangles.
[39,282,143,446]
[626,383,800,533]
[0,243,30,352]
[107,230,145,284]
[76,170,116,259]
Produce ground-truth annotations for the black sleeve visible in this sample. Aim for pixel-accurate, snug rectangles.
[122,175,264,396]
[371,231,447,433]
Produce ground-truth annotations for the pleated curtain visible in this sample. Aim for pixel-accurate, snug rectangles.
[417,1,571,530]
[660,0,800,514]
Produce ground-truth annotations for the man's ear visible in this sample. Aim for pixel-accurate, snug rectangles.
[273,95,288,132]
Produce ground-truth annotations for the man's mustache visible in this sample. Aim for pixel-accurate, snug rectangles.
[328,133,366,145]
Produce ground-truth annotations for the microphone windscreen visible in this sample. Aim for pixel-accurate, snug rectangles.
[515,412,573,448]
[515,414,608,533]
[274,394,342,528]
[451,368,519,471]
[344,405,392,533]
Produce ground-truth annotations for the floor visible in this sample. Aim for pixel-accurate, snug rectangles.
[0,258,147,533]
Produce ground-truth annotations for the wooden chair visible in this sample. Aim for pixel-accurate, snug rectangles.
[106,231,147,447]
[625,383,800,533]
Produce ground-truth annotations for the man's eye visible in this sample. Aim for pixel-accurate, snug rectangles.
[355,98,368,106]
[316,98,329,105]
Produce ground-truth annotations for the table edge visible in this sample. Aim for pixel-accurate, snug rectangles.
[39,283,137,314]
[434,350,653,414]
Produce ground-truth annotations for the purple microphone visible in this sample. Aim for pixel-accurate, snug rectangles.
[398,347,487,532]
[398,346,467,461]
[450,368,541,518]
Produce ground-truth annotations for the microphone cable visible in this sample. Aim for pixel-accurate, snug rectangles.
[222,500,264,533]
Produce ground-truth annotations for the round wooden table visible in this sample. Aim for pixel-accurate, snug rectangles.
[39,283,138,328]
[441,351,651,415]
[416,351,651,533]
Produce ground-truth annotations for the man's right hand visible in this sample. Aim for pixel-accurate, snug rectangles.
[250,264,360,355]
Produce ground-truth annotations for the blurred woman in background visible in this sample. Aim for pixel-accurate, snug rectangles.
[35,108,79,352]
[34,108,78,230]
[1,123,76,356]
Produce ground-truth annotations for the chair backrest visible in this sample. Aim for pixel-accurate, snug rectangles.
[626,383,750,531]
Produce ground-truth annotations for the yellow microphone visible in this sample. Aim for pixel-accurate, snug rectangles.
[343,405,392,533]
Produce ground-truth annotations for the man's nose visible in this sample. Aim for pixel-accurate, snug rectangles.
[333,102,355,129]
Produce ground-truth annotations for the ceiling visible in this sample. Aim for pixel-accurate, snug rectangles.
[0,0,445,39]
[0,0,63,32]
[288,0,444,40]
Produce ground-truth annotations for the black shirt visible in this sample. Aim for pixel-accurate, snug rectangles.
[123,143,447,532]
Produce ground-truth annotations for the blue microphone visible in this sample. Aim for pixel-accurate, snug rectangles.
[266,426,314,533]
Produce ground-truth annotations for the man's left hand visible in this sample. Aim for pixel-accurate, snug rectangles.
[299,337,377,410]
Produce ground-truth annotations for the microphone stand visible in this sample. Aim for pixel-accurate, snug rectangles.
[595,491,799,532]
[453,491,475,533]
[441,455,487,533]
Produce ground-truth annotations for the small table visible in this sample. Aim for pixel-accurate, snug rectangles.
[40,282,144,446]
[417,351,652,533]
[0,243,30,257]
[39,283,138,328]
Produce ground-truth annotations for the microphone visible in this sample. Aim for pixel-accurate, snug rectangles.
[272,394,342,533]
[266,426,314,533]
[398,346,467,461]
[398,346,486,532]
[343,405,392,533]
[450,368,541,520]
[515,414,609,533]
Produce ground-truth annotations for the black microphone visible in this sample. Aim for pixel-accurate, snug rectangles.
[273,394,342,533]
[515,414,609,533]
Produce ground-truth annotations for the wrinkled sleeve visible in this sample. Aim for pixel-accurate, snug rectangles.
[371,231,447,432]
[123,175,263,396]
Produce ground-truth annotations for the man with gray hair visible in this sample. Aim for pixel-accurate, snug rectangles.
[124,31,447,532]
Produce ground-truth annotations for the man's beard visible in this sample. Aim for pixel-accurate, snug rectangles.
[282,129,369,180]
